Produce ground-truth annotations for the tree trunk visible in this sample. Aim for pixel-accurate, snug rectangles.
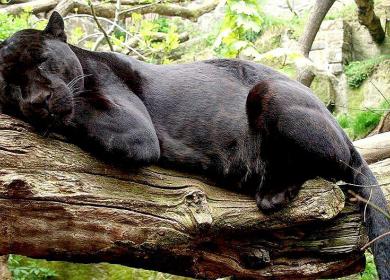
[296,0,336,87]
[354,0,385,43]
[298,0,336,57]
[369,112,390,136]
[0,113,371,279]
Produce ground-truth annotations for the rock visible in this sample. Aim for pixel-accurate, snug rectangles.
[361,60,390,108]
[310,20,353,73]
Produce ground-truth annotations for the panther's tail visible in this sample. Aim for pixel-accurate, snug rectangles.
[349,148,390,280]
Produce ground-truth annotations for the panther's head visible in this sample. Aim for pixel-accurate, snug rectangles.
[0,12,84,130]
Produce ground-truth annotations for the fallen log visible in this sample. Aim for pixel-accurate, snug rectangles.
[0,113,378,279]
[354,132,390,164]
[369,159,390,203]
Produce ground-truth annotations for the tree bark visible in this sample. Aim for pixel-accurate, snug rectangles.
[0,113,371,279]
[354,0,385,44]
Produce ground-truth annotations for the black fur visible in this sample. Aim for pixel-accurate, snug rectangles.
[0,12,389,278]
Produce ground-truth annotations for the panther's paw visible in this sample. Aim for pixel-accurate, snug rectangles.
[255,186,298,214]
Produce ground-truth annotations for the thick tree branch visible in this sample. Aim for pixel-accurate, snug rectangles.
[0,0,59,15]
[354,0,385,43]
[296,0,336,87]
[66,0,219,21]
[0,113,372,279]
[1,0,219,21]
[298,0,336,57]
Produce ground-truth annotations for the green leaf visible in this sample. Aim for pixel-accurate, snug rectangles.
[230,1,259,16]
[231,40,248,50]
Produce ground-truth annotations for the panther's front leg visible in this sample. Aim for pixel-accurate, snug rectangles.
[70,96,160,167]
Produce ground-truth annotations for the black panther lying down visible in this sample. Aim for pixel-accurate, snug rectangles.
[0,12,389,278]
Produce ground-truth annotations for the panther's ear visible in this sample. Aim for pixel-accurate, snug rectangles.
[44,11,67,42]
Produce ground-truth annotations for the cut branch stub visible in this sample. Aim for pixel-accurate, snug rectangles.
[0,113,367,279]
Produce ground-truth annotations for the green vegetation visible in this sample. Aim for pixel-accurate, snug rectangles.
[325,3,357,21]
[9,255,190,280]
[214,0,264,57]
[345,55,390,88]
[9,255,57,280]
[0,10,46,40]
[361,253,379,280]
[336,102,389,140]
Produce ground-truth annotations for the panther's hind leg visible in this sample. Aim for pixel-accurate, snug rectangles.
[247,79,353,213]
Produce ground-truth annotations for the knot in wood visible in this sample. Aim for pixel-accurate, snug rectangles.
[3,178,33,197]
[185,190,206,207]
[185,190,213,231]
[240,247,271,269]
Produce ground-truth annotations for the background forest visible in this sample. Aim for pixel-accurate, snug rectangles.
[0,0,389,279]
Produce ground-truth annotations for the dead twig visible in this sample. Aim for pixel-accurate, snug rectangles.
[348,190,390,220]
[361,231,390,251]
[87,0,113,51]
[93,0,121,51]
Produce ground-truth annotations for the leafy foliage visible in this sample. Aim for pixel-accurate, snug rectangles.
[8,255,57,280]
[361,253,379,280]
[336,102,389,140]
[0,10,47,40]
[8,255,190,280]
[214,0,264,57]
[345,55,390,88]
[120,13,180,64]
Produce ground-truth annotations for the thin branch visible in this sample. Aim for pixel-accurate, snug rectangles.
[337,181,390,188]
[286,0,298,17]
[361,231,390,251]
[93,0,122,51]
[77,32,102,44]
[348,190,390,220]
[64,15,145,46]
[119,0,162,15]
[88,0,114,51]
[370,80,390,107]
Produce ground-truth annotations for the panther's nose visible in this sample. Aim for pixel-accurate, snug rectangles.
[30,93,51,109]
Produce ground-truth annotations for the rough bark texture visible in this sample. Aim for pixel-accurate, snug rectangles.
[0,113,371,279]
[354,0,386,43]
